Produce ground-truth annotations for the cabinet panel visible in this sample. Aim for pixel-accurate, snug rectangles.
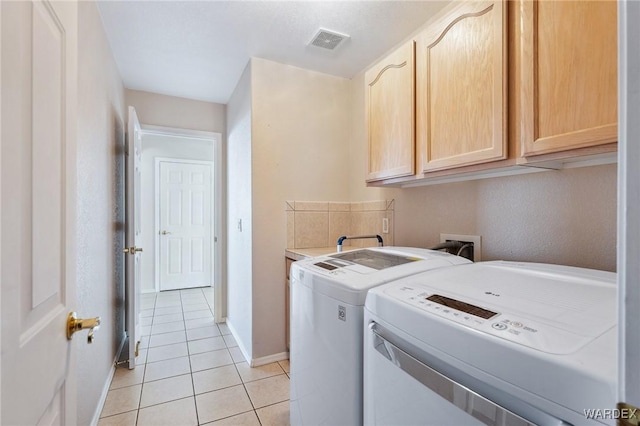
[365,41,415,181]
[520,0,617,156]
[285,257,293,350]
[417,1,507,173]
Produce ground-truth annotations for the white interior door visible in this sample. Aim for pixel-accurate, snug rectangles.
[125,106,143,369]
[158,160,212,291]
[617,1,640,415]
[1,0,79,423]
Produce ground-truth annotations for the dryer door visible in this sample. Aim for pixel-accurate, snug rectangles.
[364,322,568,426]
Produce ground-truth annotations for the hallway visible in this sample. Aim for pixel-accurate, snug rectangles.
[98,288,290,425]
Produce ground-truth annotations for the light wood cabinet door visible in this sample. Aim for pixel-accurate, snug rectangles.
[520,1,617,157]
[416,1,507,173]
[365,41,415,182]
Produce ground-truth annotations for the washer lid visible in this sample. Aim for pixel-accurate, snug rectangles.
[292,247,471,305]
[329,249,417,270]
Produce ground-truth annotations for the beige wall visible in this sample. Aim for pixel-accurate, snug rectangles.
[226,58,352,361]
[347,72,617,272]
[251,58,352,359]
[226,62,254,359]
[76,2,126,424]
[125,89,226,134]
[474,164,616,270]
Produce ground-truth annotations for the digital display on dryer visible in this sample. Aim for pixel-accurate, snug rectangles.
[427,294,498,319]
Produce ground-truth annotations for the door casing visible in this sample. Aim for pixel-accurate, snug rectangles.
[141,125,224,323]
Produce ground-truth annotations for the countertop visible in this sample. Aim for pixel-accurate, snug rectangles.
[285,246,358,261]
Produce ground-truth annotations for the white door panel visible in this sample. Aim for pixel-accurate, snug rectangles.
[125,106,143,369]
[36,391,64,426]
[159,161,212,291]
[1,0,77,423]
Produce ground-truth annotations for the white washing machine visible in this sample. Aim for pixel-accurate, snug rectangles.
[364,261,617,426]
[289,247,471,426]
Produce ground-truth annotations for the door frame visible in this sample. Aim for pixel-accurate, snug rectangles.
[617,0,640,410]
[1,1,4,416]
[141,124,225,323]
[154,157,214,292]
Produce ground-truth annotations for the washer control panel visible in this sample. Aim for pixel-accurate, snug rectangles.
[384,285,592,355]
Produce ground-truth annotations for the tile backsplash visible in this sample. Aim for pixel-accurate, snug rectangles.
[286,200,394,249]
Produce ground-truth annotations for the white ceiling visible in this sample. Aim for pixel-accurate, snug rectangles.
[96,1,449,104]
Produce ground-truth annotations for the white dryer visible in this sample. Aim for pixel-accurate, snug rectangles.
[289,247,470,426]
[364,261,617,426]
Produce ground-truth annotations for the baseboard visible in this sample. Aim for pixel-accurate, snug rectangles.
[250,351,289,367]
[225,319,251,365]
[224,320,290,367]
[89,333,126,426]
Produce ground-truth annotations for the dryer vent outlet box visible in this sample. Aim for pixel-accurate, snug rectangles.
[440,233,481,262]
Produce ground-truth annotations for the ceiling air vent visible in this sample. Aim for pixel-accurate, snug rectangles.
[309,28,349,51]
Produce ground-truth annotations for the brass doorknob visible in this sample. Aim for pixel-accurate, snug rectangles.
[67,312,101,343]
[161,230,171,235]
[123,246,143,254]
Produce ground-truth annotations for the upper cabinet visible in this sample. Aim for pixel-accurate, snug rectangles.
[416,1,507,173]
[519,0,617,158]
[364,0,618,187]
[365,41,415,182]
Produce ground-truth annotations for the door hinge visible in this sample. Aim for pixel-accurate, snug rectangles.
[114,340,141,367]
[617,402,640,426]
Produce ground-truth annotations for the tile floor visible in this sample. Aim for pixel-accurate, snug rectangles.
[98,288,290,426]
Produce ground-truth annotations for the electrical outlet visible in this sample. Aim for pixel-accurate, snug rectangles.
[382,217,389,234]
[440,233,481,262]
